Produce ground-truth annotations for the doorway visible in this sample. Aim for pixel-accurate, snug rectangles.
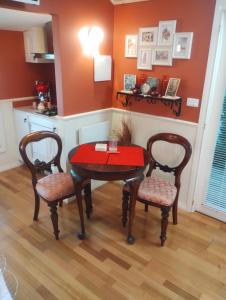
[195,0,226,222]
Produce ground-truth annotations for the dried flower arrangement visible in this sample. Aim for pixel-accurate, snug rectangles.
[117,116,132,145]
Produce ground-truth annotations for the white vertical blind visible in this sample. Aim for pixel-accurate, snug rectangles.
[205,91,226,212]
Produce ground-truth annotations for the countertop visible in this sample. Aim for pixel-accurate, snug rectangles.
[14,106,59,120]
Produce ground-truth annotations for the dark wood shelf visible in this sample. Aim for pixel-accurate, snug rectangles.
[116,91,182,117]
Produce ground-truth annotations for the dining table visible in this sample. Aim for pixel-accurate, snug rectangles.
[68,142,147,244]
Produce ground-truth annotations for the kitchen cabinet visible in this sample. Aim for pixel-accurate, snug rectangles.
[14,108,58,164]
[24,27,47,63]
[23,25,54,63]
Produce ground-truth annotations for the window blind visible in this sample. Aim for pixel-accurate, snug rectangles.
[205,91,226,212]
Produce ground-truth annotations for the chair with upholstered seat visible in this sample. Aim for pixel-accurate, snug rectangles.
[19,131,92,240]
[122,133,192,246]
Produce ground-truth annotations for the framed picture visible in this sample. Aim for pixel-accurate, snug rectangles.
[158,20,176,46]
[137,48,152,70]
[138,27,158,47]
[165,78,181,97]
[123,74,136,91]
[152,48,172,66]
[125,35,138,58]
[173,32,193,59]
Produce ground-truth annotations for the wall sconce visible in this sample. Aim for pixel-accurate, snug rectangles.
[78,26,104,57]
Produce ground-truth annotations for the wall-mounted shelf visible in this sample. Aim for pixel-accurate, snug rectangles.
[116,91,182,116]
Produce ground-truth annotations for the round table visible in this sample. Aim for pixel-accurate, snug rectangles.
[68,144,147,244]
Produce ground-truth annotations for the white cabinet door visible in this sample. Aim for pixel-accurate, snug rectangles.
[14,110,30,141]
[30,120,57,164]
[23,27,47,63]
[14,110,32,160]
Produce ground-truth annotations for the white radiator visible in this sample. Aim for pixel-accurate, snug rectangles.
[78,120,110,144]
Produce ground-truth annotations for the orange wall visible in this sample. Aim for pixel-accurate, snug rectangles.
[0,0,114,116]
[0,1,215,121]
[113,0,216,123]
[0,30,54,100]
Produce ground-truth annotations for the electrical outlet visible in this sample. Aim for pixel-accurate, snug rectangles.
[187,97,199,107]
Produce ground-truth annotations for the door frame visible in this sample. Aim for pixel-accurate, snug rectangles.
[192,0,226,220]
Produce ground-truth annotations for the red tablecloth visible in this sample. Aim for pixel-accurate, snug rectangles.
[70,144,144,166]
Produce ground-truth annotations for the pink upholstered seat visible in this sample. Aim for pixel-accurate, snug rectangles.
[36,173,74,202]
[138,176,177,206]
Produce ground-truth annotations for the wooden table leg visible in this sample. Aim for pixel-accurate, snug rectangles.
[70,170,86,240]
[127,178,141,244]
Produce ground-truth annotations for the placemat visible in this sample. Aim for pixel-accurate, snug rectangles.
[107,146,144,166]
[70,144,144,166]
[70,144,108,164]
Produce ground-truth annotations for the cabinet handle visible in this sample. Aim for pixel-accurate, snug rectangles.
[24,118,27,122]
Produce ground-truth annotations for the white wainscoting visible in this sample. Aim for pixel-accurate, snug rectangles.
[112,109,198,211]
[0,102,20,172]
[1,100,198,211]
[0,110,6,154]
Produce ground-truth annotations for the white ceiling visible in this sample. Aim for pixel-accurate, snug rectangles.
[0,1,146,31]
[111,0,148,4]
[0,8,51,31]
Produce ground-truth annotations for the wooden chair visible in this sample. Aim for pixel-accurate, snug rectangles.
[122,133,192,246]
[19,131,92,240]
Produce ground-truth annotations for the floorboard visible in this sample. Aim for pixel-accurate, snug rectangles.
[0,166,226,299]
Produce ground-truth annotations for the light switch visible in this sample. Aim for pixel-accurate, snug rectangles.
[187,97,199,107]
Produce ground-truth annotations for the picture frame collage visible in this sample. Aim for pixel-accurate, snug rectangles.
[125,20,193,70]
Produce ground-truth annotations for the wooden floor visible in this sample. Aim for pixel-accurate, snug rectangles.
[0,166,226,300]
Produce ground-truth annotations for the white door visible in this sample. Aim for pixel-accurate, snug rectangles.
[195,0,226,222]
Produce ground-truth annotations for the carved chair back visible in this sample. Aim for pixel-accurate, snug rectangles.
[146,133,192,192]
[19,131,63,188]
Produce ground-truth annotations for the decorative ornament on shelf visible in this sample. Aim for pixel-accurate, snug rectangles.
[160,75,169,96]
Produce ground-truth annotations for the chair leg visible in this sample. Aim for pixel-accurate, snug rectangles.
[144,204,149,212]
[122,190,130,227]
[84,182,92,219]
[160,207,170,247]
[33,190,40,221]
[76,188,86,240]
[48,203,60,240]
[172,203,177,225]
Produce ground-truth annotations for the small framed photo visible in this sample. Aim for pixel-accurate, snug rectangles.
[123,74,136,91]
[138,27,158,47]
[137,48,152,70]
[152,48,172,66]
[173,32,193,59]
[158,20,176,46]
[165,78,181,97]
[125,35,138,58]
